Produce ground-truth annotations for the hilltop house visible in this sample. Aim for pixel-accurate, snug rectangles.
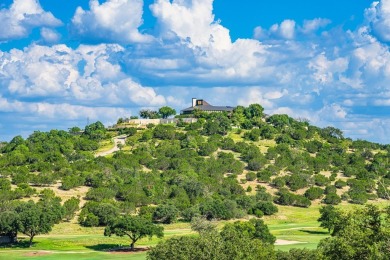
[180,98,235,115]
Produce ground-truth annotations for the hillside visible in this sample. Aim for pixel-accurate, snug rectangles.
[1,106,389,217]
[0,104,389,258]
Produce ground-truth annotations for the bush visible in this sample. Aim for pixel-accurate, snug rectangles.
[314,174,330,186]
[247,158,265,171]
[334,180,347,189]
[348,191,368,204]
[153,204,179,224]
[286,174,309,191]
[323,193,341,205]
[274,190,311,208]
[272,177,286,188]
[257,170,272,183]
[304,187,324,200]
[198,142,218,156]
[82,213,99,227]
[246,172,257,181]
[253,201,278,216]
[324,185,337,194]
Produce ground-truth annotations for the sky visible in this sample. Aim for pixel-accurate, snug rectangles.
[0,0,389,144]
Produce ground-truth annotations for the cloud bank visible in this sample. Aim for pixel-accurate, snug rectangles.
[0,0,390,144]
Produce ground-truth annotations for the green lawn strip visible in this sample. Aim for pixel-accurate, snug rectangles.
[0,250,147,260]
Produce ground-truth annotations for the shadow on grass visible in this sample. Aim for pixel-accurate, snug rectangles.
[85,244,122,251]
[0,240,34,249]
[85,244,148,253]
[299,229,329,235]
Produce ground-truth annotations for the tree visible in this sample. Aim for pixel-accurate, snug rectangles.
[245,104,264,119]
[63,197,80,221]
[139,109,160,119]
[0,211,19,243]
[190,217,216,234]
[158,106,176,119]
[318,205,340,234]
[16,201,56,247]
[152,204,179,224]
[317,205,390,259]
[104,215,164,250]
[84,121,106,140]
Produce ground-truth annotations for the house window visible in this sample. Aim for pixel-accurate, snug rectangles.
[197,100,203,106]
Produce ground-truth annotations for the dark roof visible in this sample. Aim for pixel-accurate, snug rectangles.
[181,101,235,113]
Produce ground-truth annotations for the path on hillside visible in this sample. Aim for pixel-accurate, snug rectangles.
[95,135,126,157]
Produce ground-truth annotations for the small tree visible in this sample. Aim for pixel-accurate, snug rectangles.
[158,106,176,119]
[104,215,164,250]
[63,197,80,221]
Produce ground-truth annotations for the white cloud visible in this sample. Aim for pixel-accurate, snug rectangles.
[151,0,232,50]
[365,0,390,42]
[71,0,153,44]
[301,18,331,34]
[0,44,166,107]
[40,28,61,43]
[0,0,61,41]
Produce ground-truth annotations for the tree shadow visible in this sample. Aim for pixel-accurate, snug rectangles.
[0,240,34,249]
[299,229,329,235]
[85,244,121,251]
[85,244,148,253]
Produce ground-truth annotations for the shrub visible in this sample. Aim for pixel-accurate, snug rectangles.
[257,170,272,183]
[304,187,324,200]
[253,201,278,215]
[334,180,347,189]
[246,172,257,181]
[323,193,341,205]
[153,204,179,224]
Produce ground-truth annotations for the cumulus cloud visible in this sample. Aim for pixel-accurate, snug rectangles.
[71,0,153,44]
[151,0,232,50]
[254,18,330,40]
[270,19,296,39]
[0,0,61,41]
[365,0,390,42]
[0,43,166,108]
[2,0,390,144]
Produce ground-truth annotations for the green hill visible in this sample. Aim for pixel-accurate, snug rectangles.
[0,104,389,258]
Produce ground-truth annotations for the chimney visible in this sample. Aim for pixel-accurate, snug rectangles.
[192,98,197,107]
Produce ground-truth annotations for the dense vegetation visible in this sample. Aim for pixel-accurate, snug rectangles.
[0,103,389,257]
[148,204,390,259]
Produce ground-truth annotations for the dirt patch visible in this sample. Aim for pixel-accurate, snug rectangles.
[23,251,52,257]
[275,239,307,246]
[109,247,149,254]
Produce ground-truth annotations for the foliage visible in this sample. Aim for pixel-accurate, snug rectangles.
[104,215,164,250]
[16,200,57,246]
[148,220,275,260]
[317,205,390,259]
[158,106,177,119]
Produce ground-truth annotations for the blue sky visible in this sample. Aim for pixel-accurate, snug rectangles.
[0,0,389,144]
